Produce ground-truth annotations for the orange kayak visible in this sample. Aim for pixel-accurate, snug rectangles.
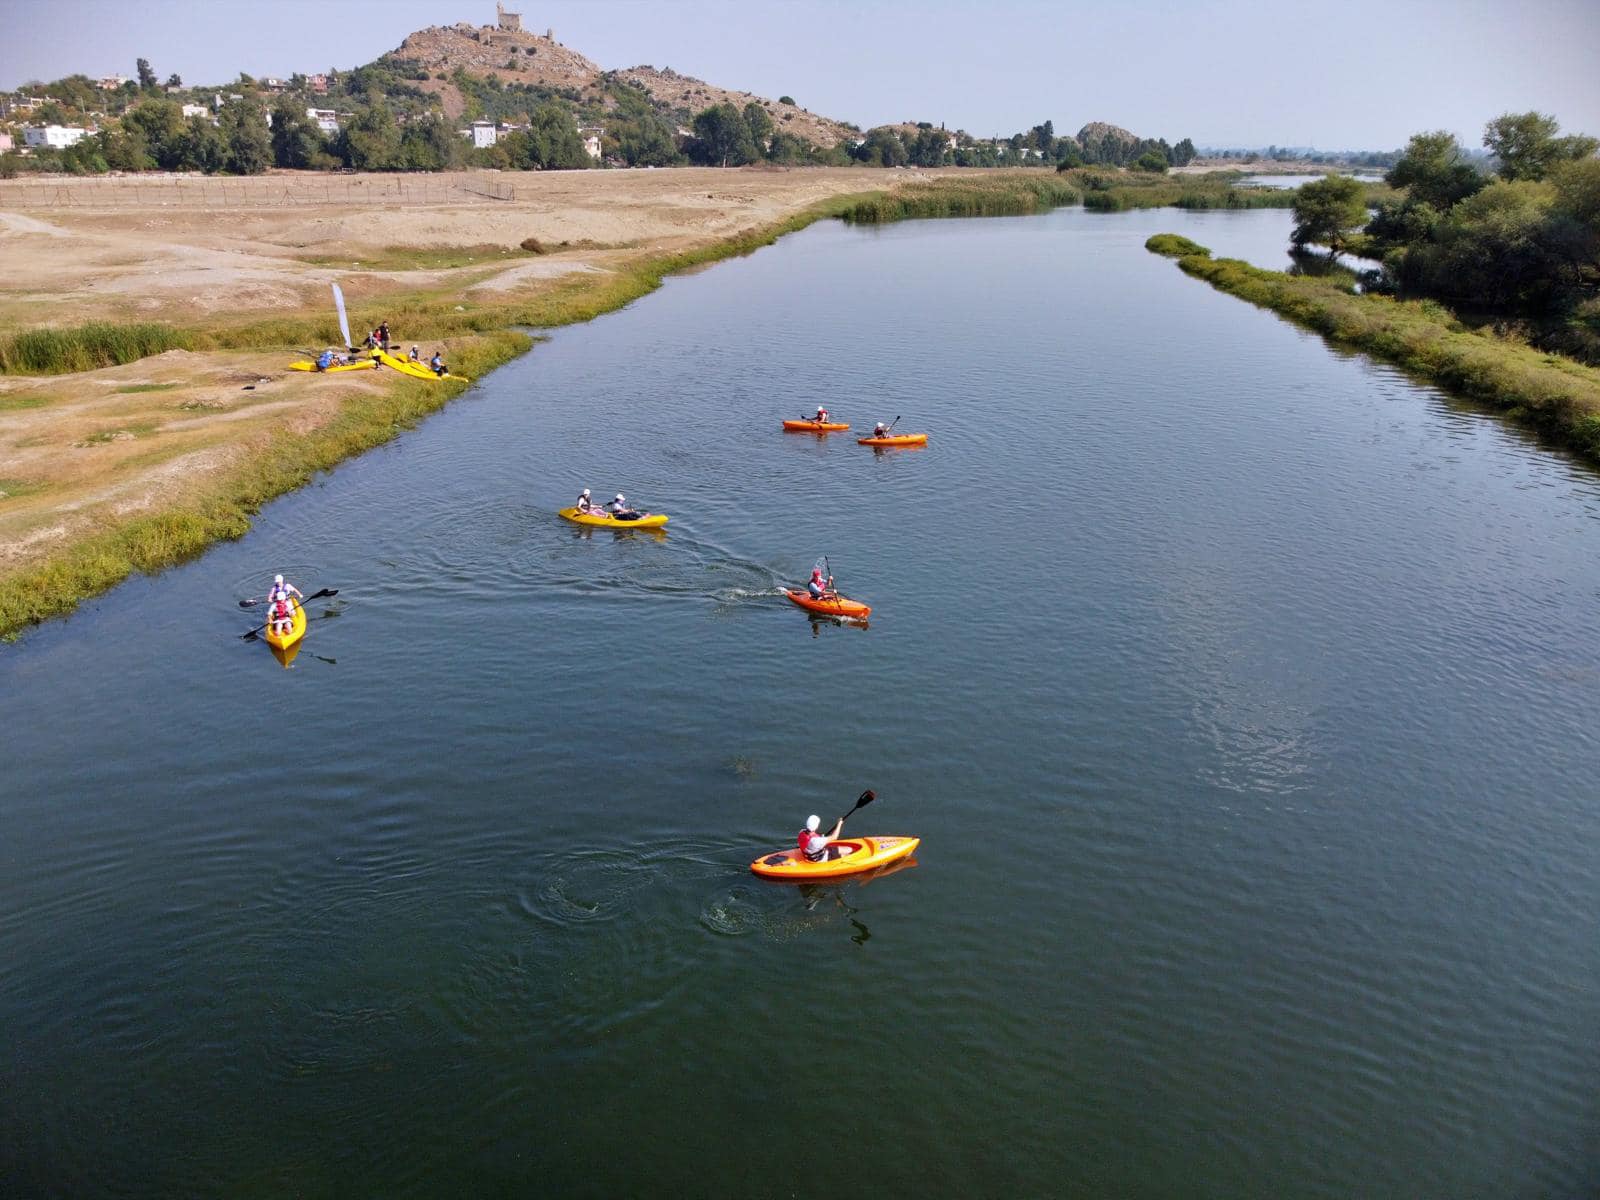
[782,419,851,432]
[784,588,871,619]
[858,433,928,447]
[751,836,920,880]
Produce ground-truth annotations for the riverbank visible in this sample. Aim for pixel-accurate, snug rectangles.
[1146,234,1600,463]
[1,168,1090,638]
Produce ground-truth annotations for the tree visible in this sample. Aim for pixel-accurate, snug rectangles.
[1484,111,1599,182]
[136,58,157,91]
[778,95,796,106]
[1132,149,1169,173]
[336,102,402,170]
[271,100,324,169]
[176,115,227,172]
[1386,130,1483,211]
[219,102,271,174]
[909,126,948,167]
[399,113,459,171]
[1171,137,1197,167]
[852,127,906,167]
[690,103,756,167]
[1291,175,1368,257]
[166,73,182,89]
[742,102,773,157]
[122,99,187,169]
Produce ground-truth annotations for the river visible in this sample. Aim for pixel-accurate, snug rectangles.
[3,206,1597,1198]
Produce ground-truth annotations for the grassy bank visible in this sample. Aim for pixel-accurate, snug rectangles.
[841,176,1081,222]
[0,332,529,637]
[5,175,1078,638]
[1146,234,1600,463]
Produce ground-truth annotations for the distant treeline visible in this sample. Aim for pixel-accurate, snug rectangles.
[2,56,1197,177]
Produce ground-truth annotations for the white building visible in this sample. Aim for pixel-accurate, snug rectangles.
[582,134,601,160]
[470,120,497,148]
[181,104,210,120]
[97,75,131,90]
[0,133,13,152]
[306,107,340,134]
[24,125,90,149]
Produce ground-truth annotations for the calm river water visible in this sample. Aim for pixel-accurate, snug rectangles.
[3,207,1598,1198]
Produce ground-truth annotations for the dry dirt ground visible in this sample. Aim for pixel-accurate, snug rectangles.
[0,167,918,578]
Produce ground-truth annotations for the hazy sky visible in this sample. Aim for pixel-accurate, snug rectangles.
[3,0,1598,148]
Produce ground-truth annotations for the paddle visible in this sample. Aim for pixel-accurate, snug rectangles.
[834,789,876,829]
[239,587,337,609]
[239,590,337,641]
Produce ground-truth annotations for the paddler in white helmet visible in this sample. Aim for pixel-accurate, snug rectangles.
[798,814,852,863]
[575,487,594,514]
[266,573,302,636]
[606,492,643,520]
[872,421,890,439]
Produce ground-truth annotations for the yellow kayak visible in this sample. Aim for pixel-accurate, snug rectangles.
[376,349,469,382]
[288,358,382,373]
[263,598,306,651]
[558,506,669,530]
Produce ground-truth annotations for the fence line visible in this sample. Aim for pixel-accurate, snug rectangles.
[0,175,521,209]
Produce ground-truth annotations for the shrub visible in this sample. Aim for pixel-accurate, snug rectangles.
[520,237,547,254]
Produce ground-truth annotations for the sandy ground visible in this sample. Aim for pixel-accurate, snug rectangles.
[0,167,920,579]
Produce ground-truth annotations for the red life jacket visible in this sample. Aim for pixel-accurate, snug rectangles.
[275,598,293,621]
[798,829,824,861]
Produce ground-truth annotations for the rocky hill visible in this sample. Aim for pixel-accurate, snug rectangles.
[388,19,856,147]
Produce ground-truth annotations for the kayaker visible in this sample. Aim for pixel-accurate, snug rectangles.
[377,321,390,347]
[799,814,853,862]
[606,492,642,520]
[408,345,420,362]
[430,351,447,377]
[807,567,834,600]
[269,594,296,637]
[872,421,890,439]
[267,573,303,607]
[813,406,829,424]
[315,348,334,371]
[575,487,594,514]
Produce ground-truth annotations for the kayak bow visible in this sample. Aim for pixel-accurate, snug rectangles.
[262,598,306,651]
[782,419,851,432]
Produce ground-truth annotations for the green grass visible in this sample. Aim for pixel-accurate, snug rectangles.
[1146,233,1600,464]
[0,392,52,411]
[114,382,182,394]
[1145,234,1211,259]
[0,478,44,500]
[293,243,543,272]
[840,176,1081,223]
[0,322,191,376]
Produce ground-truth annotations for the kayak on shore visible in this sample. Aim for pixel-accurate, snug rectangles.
[288,358,381,373]
[784,588,871,619]
[558,506,670,530]
[376,349,470,383]
[750,835,920,880]
[782,419,851,432]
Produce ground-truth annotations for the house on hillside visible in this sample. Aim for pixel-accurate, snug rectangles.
[181,104,210,120]
[0,133,13,152]
[97,75,131,90]
[1,96,47,116]
[262,78,286,92]
[306,108,340,134]
[469,120,497,148]
[24,125,89,148]
[307,74,329,95]
[583,135,601,160]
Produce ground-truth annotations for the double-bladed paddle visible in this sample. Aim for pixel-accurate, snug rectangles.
[239,588,338,640]
[239,586,337,610]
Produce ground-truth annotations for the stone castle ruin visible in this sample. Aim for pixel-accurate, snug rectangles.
[495,3,522,32]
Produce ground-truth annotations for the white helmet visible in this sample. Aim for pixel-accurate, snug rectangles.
[580,488,590,497]
[805,815,821,832]
[614,493,625,503]
[274,574,284,585]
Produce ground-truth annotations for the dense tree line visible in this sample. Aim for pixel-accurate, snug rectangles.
[1291,111,1600,361]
